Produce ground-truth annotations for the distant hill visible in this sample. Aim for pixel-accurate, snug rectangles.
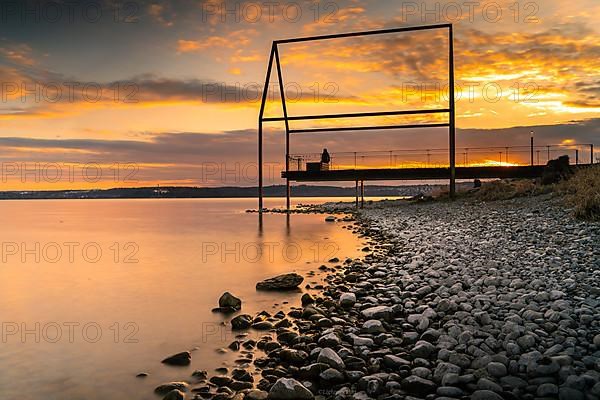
[0,184,460,199]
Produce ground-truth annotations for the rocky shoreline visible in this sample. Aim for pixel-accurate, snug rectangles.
[155,194,600,400]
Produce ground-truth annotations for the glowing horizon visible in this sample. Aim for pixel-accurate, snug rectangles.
[1,1,599,189]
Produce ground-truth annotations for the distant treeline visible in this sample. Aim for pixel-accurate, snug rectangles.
[0,184,451,199]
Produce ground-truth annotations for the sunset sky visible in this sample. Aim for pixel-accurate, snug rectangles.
[1,0,599,189]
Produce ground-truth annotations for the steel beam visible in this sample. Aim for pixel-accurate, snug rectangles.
[289,123,449,134]
[275,23,452,44]
[261,108,450,122]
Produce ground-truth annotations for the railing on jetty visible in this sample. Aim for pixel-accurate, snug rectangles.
[288,144,595,172]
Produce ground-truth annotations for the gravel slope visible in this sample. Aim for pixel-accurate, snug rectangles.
[158,194,600,400]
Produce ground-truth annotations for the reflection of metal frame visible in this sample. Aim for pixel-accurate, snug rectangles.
[258,23,455,212]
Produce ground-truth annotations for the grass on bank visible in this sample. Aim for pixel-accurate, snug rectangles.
[470,165,599,221]
[558,165,600,221]
[475,179,551,201]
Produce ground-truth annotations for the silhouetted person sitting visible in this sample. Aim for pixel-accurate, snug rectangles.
[321,148,331,164]
[306,149,332,172]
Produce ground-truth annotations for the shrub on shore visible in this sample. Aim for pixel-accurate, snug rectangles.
[558,165,600,221]
[473,166,600,221]
[475,178,548,201]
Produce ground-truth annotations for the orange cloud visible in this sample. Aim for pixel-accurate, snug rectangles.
[177,30,257,54]
[0,42,35,66]
[148,4,173,27]
[177,39,203,53]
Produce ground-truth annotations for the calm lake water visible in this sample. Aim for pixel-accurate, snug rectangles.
[0,198,369,400]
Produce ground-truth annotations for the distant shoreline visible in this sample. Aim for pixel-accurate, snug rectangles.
[0,183,470,200]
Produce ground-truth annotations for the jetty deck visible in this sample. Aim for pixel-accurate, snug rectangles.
[283,165,549,182]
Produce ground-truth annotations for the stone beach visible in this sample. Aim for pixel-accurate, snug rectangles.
[155,194,600,400]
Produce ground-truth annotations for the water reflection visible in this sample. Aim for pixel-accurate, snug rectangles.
[0,197,363,400]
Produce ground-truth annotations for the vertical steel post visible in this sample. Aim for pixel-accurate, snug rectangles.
[576,149,579,165]
[449,25,456,198]
[258,45,276,213]
[530,131,534,166]
[360,180,365,208]
[274,45,291,213]
[355,180,359,208]
[591,144,594,164]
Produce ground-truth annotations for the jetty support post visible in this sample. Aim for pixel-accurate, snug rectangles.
[360,180,365,208]
[355,179,359,208]
[258,44,276,213]
[591,144,594,164]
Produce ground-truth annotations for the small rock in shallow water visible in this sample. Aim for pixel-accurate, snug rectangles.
[301,293,315,306]
[154,382,189,395]
[218,291,242,311]
[210,375,232,386]
[231,314,252,330]
[252,321,274,330]
[191,370,207,379]
[161,351,191,366]
[256,273,304,291]
[162,389,185,400]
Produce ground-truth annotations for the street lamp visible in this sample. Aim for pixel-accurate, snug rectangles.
[530,130,534,166]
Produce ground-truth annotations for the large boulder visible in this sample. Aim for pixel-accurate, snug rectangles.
[268,378,314,399]
[256,273,303,291]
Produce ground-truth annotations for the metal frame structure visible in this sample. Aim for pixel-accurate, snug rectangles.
[258,23,455,212]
